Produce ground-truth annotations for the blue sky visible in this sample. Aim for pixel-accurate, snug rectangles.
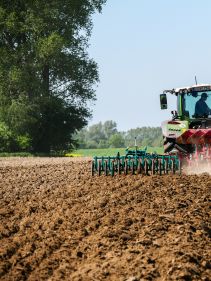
[88,0,211,131]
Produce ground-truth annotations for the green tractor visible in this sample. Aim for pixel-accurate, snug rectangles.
[91,84,211,176]
[160,84,211,163]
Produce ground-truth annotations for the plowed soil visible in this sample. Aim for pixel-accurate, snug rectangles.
[0,157,210,281]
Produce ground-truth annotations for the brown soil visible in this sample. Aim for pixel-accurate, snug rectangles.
[0,157,210,281]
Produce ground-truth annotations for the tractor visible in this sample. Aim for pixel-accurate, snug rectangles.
[91,84,211,176]
[160,84,211,165]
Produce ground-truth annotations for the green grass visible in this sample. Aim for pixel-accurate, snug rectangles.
[0,152,33,157]
[72,147,164,157]
[0,147,164,158]
[0,152,65,157]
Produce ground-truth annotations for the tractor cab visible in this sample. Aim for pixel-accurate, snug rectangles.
[160,84,211,128]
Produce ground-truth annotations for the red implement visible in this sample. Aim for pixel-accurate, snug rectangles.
[177,129,211,145]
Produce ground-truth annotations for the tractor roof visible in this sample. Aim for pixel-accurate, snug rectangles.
[163,84,211,95]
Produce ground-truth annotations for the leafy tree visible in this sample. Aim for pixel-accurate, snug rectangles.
[103,120,117,139]
[0,121,31,152]
[109,133,125,148]
[74,128,88,149]
[0,122,12,152]
[87,122,105,143]
[0,0,106,152]
[75,120,119,148]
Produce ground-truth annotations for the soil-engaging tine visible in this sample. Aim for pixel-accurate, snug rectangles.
[91,146,181,176]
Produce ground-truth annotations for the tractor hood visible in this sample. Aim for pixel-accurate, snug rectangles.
[162,120,189,139]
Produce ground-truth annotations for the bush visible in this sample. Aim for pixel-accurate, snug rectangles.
[16,135,31,151]
[0,122,12,152]
[0,122,31,152]
[86,140,99,149]
[109,133,125,148]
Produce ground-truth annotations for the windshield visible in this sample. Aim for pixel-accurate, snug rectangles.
[183,91,211,118]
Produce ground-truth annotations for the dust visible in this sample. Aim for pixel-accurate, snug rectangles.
[183,161,211,175]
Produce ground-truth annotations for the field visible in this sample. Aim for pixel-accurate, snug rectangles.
[0,157,210,281]
[71,147,164,157]
[0,147,163,158]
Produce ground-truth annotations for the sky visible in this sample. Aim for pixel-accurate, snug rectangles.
[88,0,211,131]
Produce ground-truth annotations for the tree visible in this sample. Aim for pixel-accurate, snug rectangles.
[87,122,105,143]
[109,133,125,148]
[74,120,119,148]
[103,120,117,139]
[0,0,106,152]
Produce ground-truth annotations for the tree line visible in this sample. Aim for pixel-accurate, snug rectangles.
[75,120,163,148]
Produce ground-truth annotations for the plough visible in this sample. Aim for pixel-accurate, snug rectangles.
[91,146,180,176]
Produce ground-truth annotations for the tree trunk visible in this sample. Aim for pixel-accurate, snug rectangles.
[42,65,50,96]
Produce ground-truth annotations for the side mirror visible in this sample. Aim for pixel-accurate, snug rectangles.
[160,93,167,109]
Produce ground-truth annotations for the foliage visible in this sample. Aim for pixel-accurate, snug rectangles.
[0,122,12,152]
[0,152,32,157]
[109,133,125,148]
[124,127,163,147]
[75,121,163,149]
[0,121,31,152]
[75,120,118,148]
[0,0,107,152]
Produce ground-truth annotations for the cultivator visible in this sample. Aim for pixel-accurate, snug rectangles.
[181,144,211,166]
[92,83,211,176]
[91,146,181,176]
